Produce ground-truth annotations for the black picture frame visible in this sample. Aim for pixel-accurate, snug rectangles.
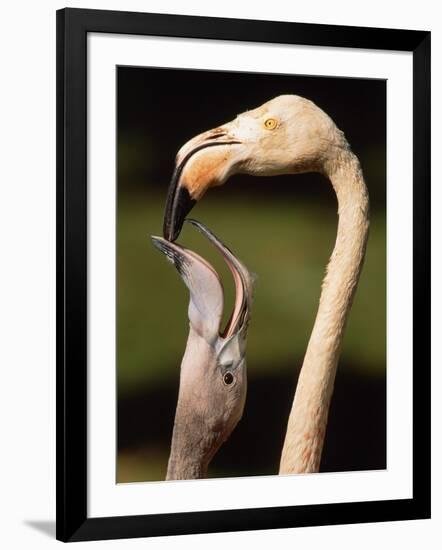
[56,7,431,542]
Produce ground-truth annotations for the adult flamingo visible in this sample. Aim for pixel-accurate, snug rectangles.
[163,95,370,474]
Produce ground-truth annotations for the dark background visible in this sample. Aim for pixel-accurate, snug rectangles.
[117,66,386,482]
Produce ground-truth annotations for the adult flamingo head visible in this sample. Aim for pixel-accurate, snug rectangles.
[163,95,345,241]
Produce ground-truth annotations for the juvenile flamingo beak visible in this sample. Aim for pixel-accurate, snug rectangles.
[163,128,241,241]
[152,219,253,341]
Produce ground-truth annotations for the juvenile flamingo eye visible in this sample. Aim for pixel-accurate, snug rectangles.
[223,372,234,385]
[264,118,278,130]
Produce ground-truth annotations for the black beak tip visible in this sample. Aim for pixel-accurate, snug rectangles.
[162,222,180,243]
[163,186,197,242]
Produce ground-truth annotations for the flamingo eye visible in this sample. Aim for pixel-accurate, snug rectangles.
[264,118,278,130]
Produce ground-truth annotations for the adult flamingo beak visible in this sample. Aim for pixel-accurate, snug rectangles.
[163,127,241,242]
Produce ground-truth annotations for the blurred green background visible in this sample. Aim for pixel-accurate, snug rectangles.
[117,67,386,483]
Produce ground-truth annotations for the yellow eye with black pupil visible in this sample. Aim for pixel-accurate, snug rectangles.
[264,118,277,130]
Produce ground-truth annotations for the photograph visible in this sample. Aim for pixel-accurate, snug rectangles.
[116,66,386,483]
[53,5,430,543]
[0,0,435,546]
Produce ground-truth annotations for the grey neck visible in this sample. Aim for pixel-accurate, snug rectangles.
[166,327,219,480]
[166,437,208,480]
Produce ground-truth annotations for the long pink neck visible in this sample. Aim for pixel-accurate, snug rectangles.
[279,149,369,474]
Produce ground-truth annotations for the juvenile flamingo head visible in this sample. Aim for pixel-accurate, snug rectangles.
[152,220,254,478]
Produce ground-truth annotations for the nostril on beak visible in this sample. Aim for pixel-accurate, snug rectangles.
[207,130,227,140]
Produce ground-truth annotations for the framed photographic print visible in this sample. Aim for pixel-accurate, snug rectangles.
[56,7,431,542]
